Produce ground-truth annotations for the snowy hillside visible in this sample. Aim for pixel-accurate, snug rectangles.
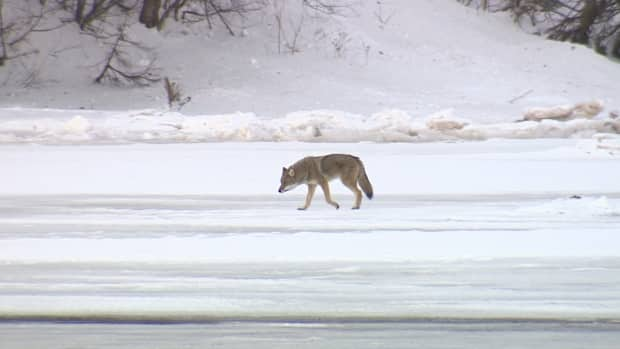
[1,0,619,125]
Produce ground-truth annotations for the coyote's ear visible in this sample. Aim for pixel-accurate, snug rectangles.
[288,168,295,177]
[282,167,287,172]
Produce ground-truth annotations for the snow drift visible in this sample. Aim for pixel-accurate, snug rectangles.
[1,106,619,144]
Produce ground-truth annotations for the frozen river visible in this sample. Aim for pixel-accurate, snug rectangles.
[1,140,619,347]
[1,194,619,348]
[2,319,620,349]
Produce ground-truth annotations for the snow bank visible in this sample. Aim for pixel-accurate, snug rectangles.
[0,107,619,144]
[522,100,604,121]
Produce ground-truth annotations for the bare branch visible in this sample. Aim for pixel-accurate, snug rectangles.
[0,0,59,66]
[302,0,358,16]
[94,21,161,86]
[459,0,620,59]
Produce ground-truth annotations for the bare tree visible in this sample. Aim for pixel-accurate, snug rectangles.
[0,0,57,66]
[0,0,6,66]
[459,0,620,59]
[156,0,187,29]
[94,21,160,85]
[76,0,126,28]
[1,0,364,87]
[44,1,161,85]
[139,0,160,28]
[179,0,265,35]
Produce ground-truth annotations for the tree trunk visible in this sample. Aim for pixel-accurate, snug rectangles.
[575,0,600,44]
[75,0,86,24]
[0,0,6,66]
[139,0,161,28]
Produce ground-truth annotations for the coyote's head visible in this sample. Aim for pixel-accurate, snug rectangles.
[278,167,301,193]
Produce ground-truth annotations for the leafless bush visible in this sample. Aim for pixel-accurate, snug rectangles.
[270,0,358,55]
[163,76,191,109]
[331,30,350,57]
[274,3,305,54]
[374,0,395,30]
[301,0,359,16]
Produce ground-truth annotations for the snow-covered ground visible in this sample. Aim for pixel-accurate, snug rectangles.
[1,140,620,347]
[1,1,619,121]
[1,139,619,196]
[1,0,620,347]
[1,141,619,322]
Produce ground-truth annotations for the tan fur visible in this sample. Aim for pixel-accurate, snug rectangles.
[278,154,373,210]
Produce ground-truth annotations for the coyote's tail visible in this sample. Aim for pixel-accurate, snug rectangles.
[357,159,374,199]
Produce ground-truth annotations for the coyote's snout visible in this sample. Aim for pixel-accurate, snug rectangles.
[278,153,373,210]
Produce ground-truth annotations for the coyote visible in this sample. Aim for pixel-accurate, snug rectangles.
[278,154,374,210]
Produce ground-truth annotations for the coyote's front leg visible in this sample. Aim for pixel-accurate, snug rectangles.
[298,184,317,210]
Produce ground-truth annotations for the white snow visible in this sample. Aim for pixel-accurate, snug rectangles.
[1,1,619,121]
[523,100,605,121]
[1,107,619,144]
[0,0,619,332]
[2,227,619,264]
[1,140,618,196]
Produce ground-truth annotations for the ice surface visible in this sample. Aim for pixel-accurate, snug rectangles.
[1,141,619,324]
[2,321,620,349]
[1,140,619,195]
